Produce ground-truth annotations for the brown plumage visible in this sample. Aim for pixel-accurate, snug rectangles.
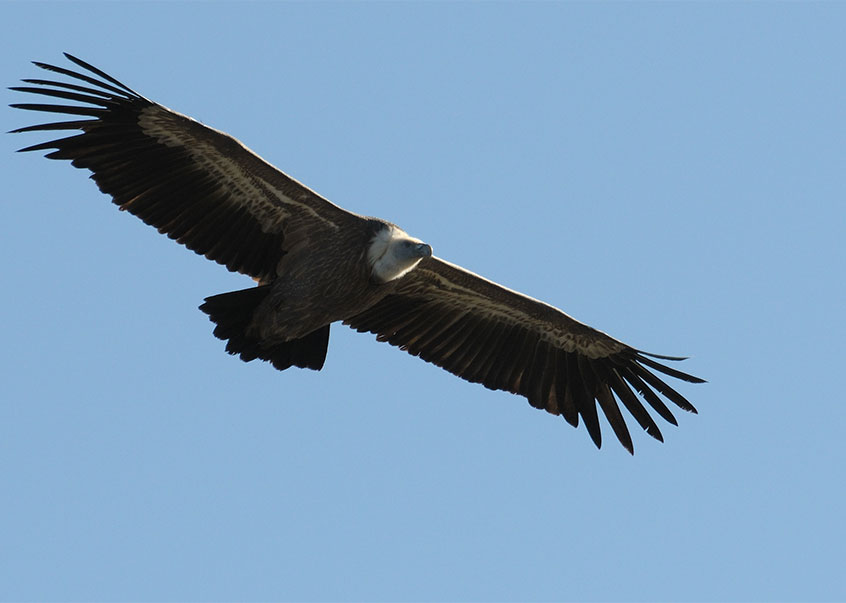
[11,54,705,453]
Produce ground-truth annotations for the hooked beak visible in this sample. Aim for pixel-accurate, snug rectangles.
[416,243,433,258]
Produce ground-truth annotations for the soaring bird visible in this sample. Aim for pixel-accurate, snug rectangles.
[11,54,704,453]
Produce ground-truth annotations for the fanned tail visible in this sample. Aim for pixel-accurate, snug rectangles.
[199,286,329,371]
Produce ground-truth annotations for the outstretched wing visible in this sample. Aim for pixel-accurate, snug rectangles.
[345,257,704,453]
[10,53,355,283]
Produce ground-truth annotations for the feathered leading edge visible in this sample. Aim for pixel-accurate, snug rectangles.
[9,53,287,283]
[346,292,705,454]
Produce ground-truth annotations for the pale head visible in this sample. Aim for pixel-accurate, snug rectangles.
[368,225,433,283]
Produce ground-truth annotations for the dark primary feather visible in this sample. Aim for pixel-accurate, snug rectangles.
[346,258,705,454]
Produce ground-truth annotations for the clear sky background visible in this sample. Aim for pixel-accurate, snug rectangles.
[2,3,844,601]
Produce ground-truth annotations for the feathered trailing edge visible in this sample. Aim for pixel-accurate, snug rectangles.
[10,53,288,283]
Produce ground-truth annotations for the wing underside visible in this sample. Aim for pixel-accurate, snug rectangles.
[10,53,350,282]
[346,257,704,453]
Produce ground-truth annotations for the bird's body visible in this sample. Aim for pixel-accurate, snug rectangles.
[11,54,704,453]
[202,220,431,371]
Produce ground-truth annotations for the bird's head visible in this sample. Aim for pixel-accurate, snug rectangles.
[369,224,432,283]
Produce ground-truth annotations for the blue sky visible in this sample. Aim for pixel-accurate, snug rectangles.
[2,3,844,601]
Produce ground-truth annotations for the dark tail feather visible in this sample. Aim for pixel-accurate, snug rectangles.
[199,286,330,371]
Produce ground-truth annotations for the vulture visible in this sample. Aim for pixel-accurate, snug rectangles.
[10,54,704,453]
